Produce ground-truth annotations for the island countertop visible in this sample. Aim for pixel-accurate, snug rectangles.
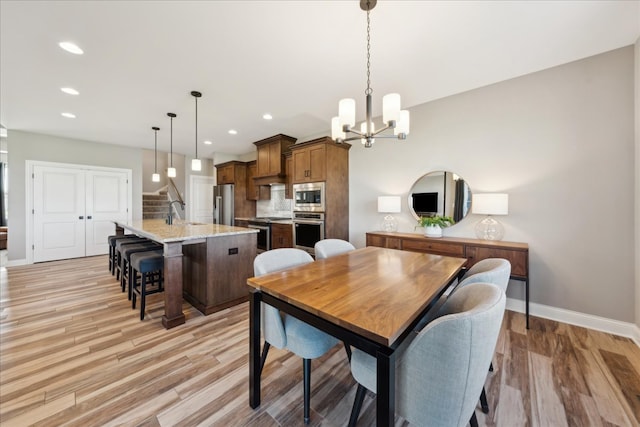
[115,219,258,243]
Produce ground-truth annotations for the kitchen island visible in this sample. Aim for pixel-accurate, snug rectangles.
[114,219,258,329]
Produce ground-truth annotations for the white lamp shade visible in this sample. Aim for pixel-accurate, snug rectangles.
[382,93,401,124]
[378,196,401,213]
[151,173,160,182]
[331,116,345,140]
[472,193,509,215]
[191,158,202,171]
[338,98,356,127]
[394,110,410,135]
[167,167,177,178]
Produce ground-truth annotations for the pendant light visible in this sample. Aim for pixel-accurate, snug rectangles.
[151,126,160,182]
[191,90,202,171]
[167,112,177,178]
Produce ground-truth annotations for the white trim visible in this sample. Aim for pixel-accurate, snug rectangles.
[7,258,27,267]
[25,160,133,265]
[506,297,640,346]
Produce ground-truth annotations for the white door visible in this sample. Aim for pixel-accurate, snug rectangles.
[32,164,130,262]
[85,170,129,256]
[33,166,86,262]
[190,175,215,223]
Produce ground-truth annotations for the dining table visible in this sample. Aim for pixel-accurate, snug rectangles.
[246,246,467,426]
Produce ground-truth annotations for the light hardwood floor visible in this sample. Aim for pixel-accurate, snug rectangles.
[1,255,639,426]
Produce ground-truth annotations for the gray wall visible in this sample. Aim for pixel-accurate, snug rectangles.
[348,46,636,323]
[142,148,169,193]
[6,131,143,261]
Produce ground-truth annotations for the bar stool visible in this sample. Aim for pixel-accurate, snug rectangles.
[114,237,151,280]
[130,251,164,320]
[108,234,139,275]
[120,242,161,298]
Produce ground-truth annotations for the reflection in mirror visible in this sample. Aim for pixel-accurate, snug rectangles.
[408,171,472,223]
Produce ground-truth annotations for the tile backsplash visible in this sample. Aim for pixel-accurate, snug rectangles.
[256,184,292,218]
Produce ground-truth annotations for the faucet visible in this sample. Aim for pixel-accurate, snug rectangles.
[166,200,185,225]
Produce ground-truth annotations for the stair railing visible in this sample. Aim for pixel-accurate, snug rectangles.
[167,178,185,220]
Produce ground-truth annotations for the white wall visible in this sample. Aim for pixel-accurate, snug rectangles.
[6,131,143,262]
[349,46,636,323]
[635,37,640,329]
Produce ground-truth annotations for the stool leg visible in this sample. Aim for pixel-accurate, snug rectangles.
[132,267,137,310]
[140,271,147,321]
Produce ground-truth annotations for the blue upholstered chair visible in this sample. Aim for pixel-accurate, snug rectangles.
[254,248,339,424]
[348,283,506,427]
[314,238,355,259]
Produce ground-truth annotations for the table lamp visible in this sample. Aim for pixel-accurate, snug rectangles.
[472,193,508,240]
[378,196,401,232]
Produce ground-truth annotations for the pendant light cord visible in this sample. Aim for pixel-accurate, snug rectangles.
[170,116,173,167]
[154,129,158,172]
[195,96,198,159]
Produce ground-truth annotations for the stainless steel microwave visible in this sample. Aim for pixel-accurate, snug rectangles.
[293,182,325,212]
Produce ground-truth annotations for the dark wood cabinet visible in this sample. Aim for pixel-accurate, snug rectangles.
[271,222,293,249]
[284,152,292,199]
[253,134,296,184]
[366,231,531,327]
[246,161,270,201]
[292,143,326,183]
[290,137,351,241]
[214,160,256,219]
[216,163,235,185]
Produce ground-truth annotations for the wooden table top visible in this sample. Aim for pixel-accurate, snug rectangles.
[116,219,258,243]
[247,246,467,347]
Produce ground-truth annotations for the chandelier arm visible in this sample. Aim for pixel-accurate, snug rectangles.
[345,128,365,137]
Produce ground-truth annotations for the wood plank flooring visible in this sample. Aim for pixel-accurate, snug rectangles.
[1,255,639,426]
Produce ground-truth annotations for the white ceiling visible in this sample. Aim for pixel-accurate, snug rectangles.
[1,1,638,157]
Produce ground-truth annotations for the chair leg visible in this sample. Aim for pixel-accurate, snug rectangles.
[469,411,479,427]
[259,342,271,376]
[344,342,352,362]
[303,358,311,424]
[348,384,367,427]
[480,386,489,413]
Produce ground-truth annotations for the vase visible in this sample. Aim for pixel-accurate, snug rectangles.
[424,225,442,238]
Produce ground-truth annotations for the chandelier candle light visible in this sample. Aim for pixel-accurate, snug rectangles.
[331,0,410,147]
[151,126,160,182]
[191,91,202,171]
[472,193,509,241]
[167,112,177,178]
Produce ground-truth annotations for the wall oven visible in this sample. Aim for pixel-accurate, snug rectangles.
[248,221,270,253]
[293,212,325,256]
[293,182,325,213]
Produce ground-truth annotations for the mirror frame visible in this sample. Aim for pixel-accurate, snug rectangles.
[408,171,472,224]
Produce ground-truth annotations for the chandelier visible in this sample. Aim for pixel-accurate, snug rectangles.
[332,0,410,148]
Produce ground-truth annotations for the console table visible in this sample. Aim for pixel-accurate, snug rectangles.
[366,231,530,328]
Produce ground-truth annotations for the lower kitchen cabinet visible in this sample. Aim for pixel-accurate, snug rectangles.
[271,223,293,249]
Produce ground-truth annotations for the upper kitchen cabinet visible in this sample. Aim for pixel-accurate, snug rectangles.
[253,134,296,185]
[284,152,293,199]
[246,160,270,201]
[290,137,351,184]
[216,162,236,185]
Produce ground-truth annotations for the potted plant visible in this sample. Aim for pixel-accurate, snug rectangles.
[416,215,455,238]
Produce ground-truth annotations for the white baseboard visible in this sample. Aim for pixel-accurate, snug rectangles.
[7,258,27,267]
[506,297,640,346]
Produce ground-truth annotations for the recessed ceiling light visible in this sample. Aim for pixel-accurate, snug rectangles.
[203,140,213,145]
[228,129,238,135]
[61,112,76,118]
[60,87,79,95]
[262,113,273,120]
[58,42,83,55]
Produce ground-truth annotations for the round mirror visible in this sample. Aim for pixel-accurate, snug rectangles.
[408,171,472,223]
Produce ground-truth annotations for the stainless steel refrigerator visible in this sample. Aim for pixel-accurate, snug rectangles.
[213,184,234,225]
